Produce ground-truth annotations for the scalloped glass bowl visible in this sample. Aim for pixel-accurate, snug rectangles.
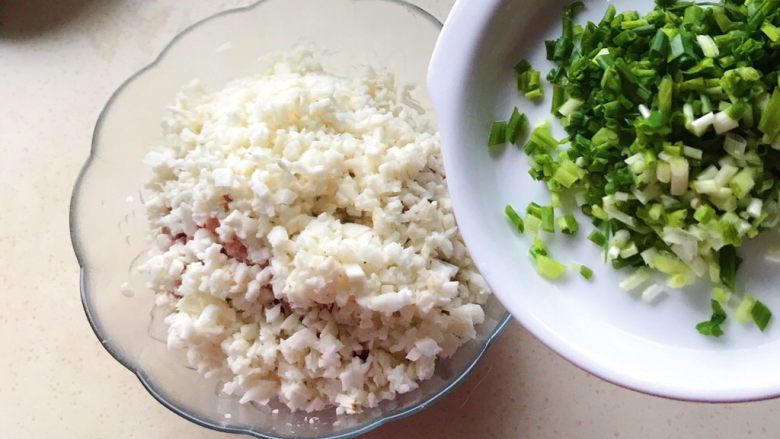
[69,0,511,437]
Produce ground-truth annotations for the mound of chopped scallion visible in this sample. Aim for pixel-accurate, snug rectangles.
[493,0,780,336]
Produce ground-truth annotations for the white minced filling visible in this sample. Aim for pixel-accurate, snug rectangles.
[140,49,489,414]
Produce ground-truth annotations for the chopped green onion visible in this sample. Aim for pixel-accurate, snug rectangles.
[579,264,594,280]
[694,204,716,223]
[761,22,780,42]
[505,205,525,233]
[516,61,544,101]
[718,245,742,292]
[696,299,727,337]
[735,294,758,323]
[488,121,507,147]
[658,75,673,115]
[619,267,652,291]
[506,107,529,144]
[552,160,584,188]
[729,168,755,199]
[696,35,719,58]
[558,213,579,235]
[534,254,567,280]
[712,286,731,305]
[587,230,607,247]
[557,98,583,117]
[526,121,559,152]
[526,202,543,217]
[541,206,555,233]
[524,214,542,238]
[641,281,666,301]
[751,300,772,331]
[514,59,532,75]
[524,88,544,101]
[552,85,565,114]
[530,236,548,259]
[758,89,780,145]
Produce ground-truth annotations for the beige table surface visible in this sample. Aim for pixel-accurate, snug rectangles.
[2,1,780,438]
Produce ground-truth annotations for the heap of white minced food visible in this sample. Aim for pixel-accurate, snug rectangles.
[140,50,489,414]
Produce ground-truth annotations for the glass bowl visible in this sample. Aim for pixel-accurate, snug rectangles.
[69,0,512,437]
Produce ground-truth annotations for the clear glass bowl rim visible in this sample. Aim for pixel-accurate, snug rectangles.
[69,1,512,437]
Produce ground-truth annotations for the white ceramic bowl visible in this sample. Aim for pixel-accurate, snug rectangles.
[428,0,780,402]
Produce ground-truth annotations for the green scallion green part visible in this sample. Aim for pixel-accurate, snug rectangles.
[534,254,567,280]
[759,89,780,145]
[696,299,727,337]
[558,213,579,235]
[506,107,529,144]
[579,264,594,280]
[505,205,525,233]
[524,214,542,237]
[541,206,555,233]
[517,66,544,101]
[526,122,559,152]
[658,75,673,115]
[514,59,532,75]
[761,22,780,42]
[552,160,584,188]
[552,85,565,114]
[751,300,772,331]
[694,205,716,223]
[735,294,758,323]
[712,286,731,305]
[588,230,607,247]
[526,202,543,217]
[718,245,742,292]
[488,121,507,147]
[524,88,544,101]
[530,237,548,259]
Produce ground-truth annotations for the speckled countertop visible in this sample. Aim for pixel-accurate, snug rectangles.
[2,1,780,438]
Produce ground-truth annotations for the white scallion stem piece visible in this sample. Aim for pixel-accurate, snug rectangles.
[693,179,718,194]
[607,245,621,260]
[747,198,763,218]
[713,111,739,134]
[558,98,584,117]
[683,103,694,130]
[724,133,747,158]
[715,164,739,187]
[670,157,689,196]
[683,146,703,160]
[640,283,666,303]
[613,229,630,246]
[697,165,718,181]
[619,267,652,291]
[696,35,719,58]
[655,162,672,183]
[690,112,714,137]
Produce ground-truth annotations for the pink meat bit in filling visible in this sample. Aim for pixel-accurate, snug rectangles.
[161,217,250,264]
[202,217,220,232]
[223,236,250,264]
[161,227,190,244]
[199,217,251,264]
